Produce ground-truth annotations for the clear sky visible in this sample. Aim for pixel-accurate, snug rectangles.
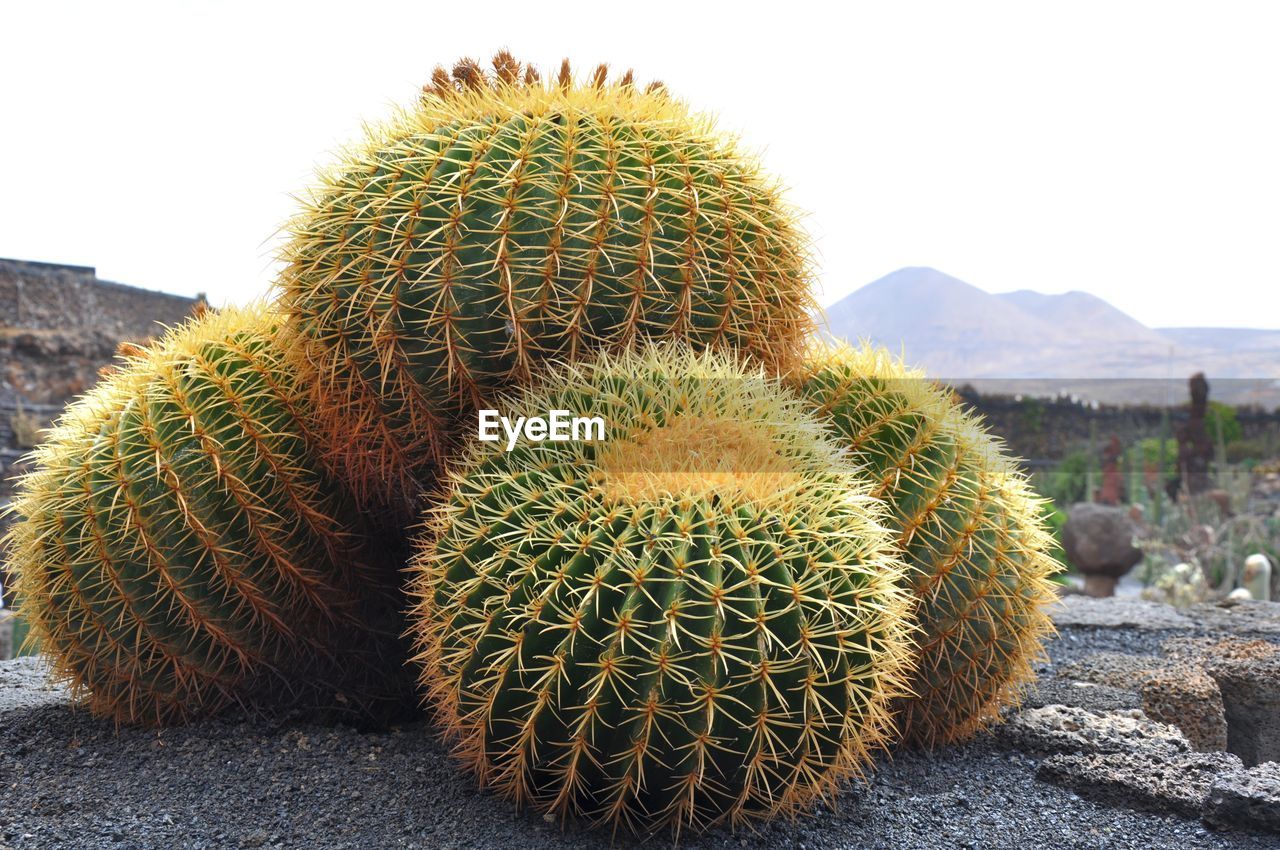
[3,1,1277,328]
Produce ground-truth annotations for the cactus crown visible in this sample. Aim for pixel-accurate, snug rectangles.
[595,415,806,506]
[411,344,913,834]
[421,51,667,105]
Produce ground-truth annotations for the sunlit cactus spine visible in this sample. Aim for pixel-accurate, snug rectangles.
[410,345,913,834]
[279,51,815,505]
[791,343,1061,746]
[3,305,411,726]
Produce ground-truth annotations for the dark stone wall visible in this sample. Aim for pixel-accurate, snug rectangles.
[958,387,1280,464]
[0,258,200,340]
[0,258,203,520]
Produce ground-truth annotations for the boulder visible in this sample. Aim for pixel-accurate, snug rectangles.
[1187,599,1280,636]
[1164,637,1280,766]
[1141,667,1228,753]
[1037,749,1242,819]
[996,705,1188,756]
[1203,646,1280,767]
[1051,595,1193,630]
[1061,503,1145,597]
[1053,651,1230,752]
[1203,761,1280,834]
[1022,678,1142,714]
[1056,652,1168,690]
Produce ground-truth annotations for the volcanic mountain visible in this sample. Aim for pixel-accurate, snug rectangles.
[820,267,1280,404]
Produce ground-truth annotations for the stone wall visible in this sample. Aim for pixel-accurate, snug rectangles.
[0,258,201,340]
[958,387,1280,464]
[0,258,204,560]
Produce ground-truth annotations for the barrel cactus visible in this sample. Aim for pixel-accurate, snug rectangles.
[410,345,912,833]
[3,305,411,725]
[279,51,814,504]
[791,343,1061,746]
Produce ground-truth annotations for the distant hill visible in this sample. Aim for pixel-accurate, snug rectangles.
[996,289,1167,345]
[1159,327,1280,354]
[821,267,1280,405]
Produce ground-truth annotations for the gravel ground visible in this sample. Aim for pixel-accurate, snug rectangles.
[2,625,1278,850]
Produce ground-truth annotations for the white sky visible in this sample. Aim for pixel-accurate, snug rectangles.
[2,1,1277,329]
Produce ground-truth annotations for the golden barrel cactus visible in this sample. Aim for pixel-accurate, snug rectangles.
[410,345,912,833]
[279,52,814,504]
[3,306,411,725]
[792,343,1061,746]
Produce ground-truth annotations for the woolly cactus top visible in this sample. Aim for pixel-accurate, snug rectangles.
[418,53,680,125]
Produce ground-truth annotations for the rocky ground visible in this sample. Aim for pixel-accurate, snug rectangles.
[2,597,1279,850]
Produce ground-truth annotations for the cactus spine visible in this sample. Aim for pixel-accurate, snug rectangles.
[791,343,1061,746]
[410,345,912,833]
[279,52,814,503]
[3,306,409,725]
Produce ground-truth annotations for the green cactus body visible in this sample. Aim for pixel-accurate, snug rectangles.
[3,306,409,725]
[792,343,1061,746]
[280,53,814,504]
[410,345,912,833]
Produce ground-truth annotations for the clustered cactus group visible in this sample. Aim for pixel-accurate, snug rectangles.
[2,52,1060,835]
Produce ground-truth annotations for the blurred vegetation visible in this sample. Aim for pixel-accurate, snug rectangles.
[1042,451,1091,507]
[1208,401,1243,446]
[9,401,45,450]
[1227,438,1272,466]
[4,603,38,658]
[1039,501,1070,582]
[1028,404,1278,598]
[1127,438,1178,477]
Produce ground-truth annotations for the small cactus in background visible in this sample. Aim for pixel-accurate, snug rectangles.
[3,306,411,725]
[410,345,913,834]
[279,51,814,505]
[792,343,1061,746]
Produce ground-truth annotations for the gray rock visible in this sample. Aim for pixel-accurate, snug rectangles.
[1037,749,1243,818]
[1142,667,1229,753]
[1204,762,1280,834]
[8,635,1280,850]
[1062,503,1144,596]
[1205,649,1280,767]
[1021,678,1142,713]
[1052,595,1195,631]
[0,655,56,708]
[996,705,1190,756]
[1164,637,1280,766]
[1189,600,1280,636]
[1057,652,1169,690]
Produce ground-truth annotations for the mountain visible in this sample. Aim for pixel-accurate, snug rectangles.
[996,289,1167,346]
[824,267,1059,354]
[821,267,1280,405]
[1159,327,1280,354]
